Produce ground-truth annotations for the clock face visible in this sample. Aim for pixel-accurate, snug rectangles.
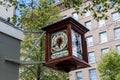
[51,30,68,53]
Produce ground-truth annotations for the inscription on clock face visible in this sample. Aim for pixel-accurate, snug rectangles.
[51,31,68,53]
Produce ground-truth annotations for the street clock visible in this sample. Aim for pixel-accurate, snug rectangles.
[42,17,90,72]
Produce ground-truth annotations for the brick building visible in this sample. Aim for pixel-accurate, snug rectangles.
[55,1,120,80]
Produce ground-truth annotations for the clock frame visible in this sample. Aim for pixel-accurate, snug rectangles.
[42,17,90,72]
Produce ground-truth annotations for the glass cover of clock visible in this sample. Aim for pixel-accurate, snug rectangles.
[71,29,83,59]
[51,30,68,59]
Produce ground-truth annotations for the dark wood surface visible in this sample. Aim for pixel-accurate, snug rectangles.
[42,17,90,72]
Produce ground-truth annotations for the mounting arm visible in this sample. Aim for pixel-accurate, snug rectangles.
[5,57,45,65]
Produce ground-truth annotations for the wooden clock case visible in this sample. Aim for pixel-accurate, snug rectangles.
[42,17,90,72]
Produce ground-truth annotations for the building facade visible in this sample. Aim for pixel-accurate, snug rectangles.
[56,1,120,80]
[0,1,24,80]
[0,0,15,21]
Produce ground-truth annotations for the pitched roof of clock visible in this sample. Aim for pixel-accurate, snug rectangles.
[42,17,89,33]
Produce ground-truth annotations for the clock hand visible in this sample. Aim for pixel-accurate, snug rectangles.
[56,37,63,48]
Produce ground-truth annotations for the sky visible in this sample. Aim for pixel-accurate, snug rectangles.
[16,0,60,18]
[15,0,60,27]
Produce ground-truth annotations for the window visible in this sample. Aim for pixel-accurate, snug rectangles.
[86,36,94,46]
[89,69,97,80]
[96,4,103,11]
[112,12,120,21]
[98,19,105,27]
[66,77,70,80]
[84,10,91,16]
[54,0,60,2]
[88,52,95,63]
[72,12,78,20]
[62,15,67,19]
[114,27,120,39]
[109,1,115,6]
[76,71,82,80]
[85,21,92,30]
[99,31,107,43]
[101,48,109,54]
[117,45,120,54]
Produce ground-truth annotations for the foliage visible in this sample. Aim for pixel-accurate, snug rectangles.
[19,1,61,30]
[20,34,68,80]
[97,49,120,80]
[19,0,68,80]
[64,0,120,20]
[1,0,120,20]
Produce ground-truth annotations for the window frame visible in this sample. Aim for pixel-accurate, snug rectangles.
[85,20,92,30]
[114,27,120,39]
[84,10,91,16]
[116,45,120,54]
[88,51,95,63]
[111,12,120,21]
[76,71,82,80]
[62,15,67,19]
[98,19,105,27]
[101,48,109,54]
[86,35,94,46]
[96,3,103,11]
[72,12,78,20]
[89,68,97,80]
[99,31,107,43]
[54,0,60,2]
